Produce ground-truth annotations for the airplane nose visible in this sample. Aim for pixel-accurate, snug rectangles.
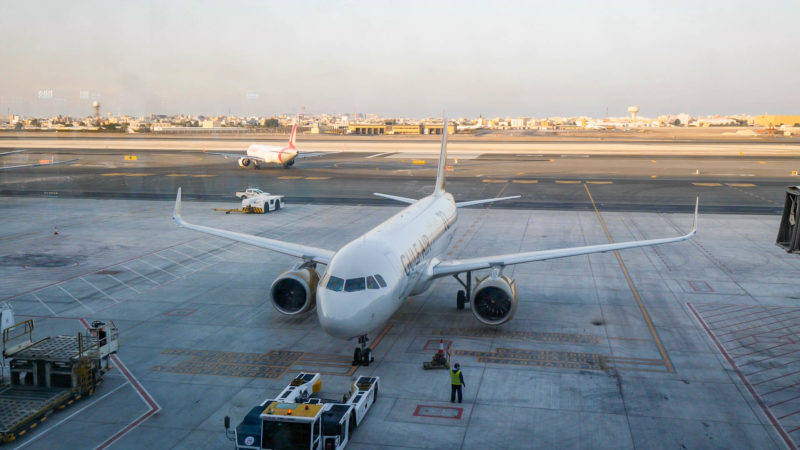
[316,289,386,339]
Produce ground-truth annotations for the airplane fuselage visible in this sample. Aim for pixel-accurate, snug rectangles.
[316,193,457,339]
[246,144,298,165]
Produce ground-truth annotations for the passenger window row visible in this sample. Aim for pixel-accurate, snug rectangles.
[326,274,387,292]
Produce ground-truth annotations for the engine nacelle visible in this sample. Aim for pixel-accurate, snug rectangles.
[269,267,320,315]
[238,157,251,167]
[470,274,518,326]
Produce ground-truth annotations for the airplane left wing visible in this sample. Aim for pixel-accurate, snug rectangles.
[172,188,335,265]
[431,199,698,277]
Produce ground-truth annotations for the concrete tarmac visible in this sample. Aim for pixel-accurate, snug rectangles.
[1,196,798,449]
[1,136,800,448]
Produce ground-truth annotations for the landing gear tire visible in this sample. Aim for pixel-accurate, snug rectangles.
[252,161,260,170]
[456,290,466,310]
[362,348,373,367]
[352,347,362,366]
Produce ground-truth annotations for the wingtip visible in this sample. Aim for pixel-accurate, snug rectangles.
[691,196,699,234]
[173,187,183,224]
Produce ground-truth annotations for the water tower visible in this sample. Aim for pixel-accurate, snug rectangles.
[92,101,100,125]
[628,106,640,121]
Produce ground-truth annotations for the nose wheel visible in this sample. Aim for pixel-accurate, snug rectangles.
[352,335,374,366]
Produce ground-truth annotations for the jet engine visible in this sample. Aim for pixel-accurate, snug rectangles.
[269,267,320,315]
[238,157,251,167]
[469,274,518,326]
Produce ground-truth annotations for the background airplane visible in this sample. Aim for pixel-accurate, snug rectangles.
[173,119,698,365]
[205,123,334,169]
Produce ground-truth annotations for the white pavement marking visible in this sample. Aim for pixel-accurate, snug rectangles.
[31,292,58,316]
[57,284,96,313]
[80,277,120,303]
[140,258,179,278]
[108,274,141,294]
[169,247,213,265]
[182,243,226,261]
[365,151,393,158]
[153,252,193,269]
[118,263,160,286]
[13,382,131,450]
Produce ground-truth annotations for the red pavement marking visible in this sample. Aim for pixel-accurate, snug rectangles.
[754,368,800,386]
[740,348,800,368]
[79,318,161,448]
[689,303,797,450]
[732,341,797,359]
[763,382,800,398]
[715,313,800,338]
[746,359,800,377]
[779,410,800,421]
[711,310,800,331]
[704,305,780,321]
[770,394,800,408]
[722,323,800,344]
[709,307,789,327]
[413,404,464,420]
[688,280,715,293]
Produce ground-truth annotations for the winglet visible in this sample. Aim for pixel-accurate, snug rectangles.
[690,196,699,236]
[173,187,185,227]
[434,117,448,195]
[288,123,298,149]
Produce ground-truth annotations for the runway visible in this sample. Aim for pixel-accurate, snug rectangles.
[0,143,797,214]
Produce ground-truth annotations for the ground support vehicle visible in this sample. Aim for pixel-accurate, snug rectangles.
[216,194,285,214]
[0,316,119,444]
[236,188,268,199]
[225,372,379,449]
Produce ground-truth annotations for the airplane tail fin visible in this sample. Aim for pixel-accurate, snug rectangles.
[434,118,448,195]
[288,123,297,149]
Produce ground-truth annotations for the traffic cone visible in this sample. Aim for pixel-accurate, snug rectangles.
[54,227,59,235]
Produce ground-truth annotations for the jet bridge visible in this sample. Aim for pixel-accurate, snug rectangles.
[776,186,800,253]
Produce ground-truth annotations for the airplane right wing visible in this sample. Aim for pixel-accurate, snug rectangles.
[203,151,268,162]
[172,188,336,265]
[431,199,698,277]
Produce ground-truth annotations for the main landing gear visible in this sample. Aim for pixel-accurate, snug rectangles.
[453,271,472,310]
[352,335,374,366]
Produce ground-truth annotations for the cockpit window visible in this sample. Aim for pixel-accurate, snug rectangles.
[366,276,379,290]
[326,276,344,292]
[345,277,366,292]
[374,274,387,288]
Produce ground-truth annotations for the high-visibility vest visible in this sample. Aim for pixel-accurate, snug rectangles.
[450,369,462,386]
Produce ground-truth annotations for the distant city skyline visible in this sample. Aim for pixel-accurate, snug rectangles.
[1,0,798,118]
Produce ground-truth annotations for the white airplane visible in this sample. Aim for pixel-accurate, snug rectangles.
[205,123,331,169]
[173,119,698,365]
[0,149,79,170]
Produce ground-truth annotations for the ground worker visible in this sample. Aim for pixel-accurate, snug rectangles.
[450,363,465,403]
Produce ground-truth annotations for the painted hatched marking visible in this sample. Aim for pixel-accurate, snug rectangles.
[691,303,800,449]
[431,327,600,345]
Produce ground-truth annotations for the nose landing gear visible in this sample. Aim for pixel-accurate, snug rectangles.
[352,335,374,366]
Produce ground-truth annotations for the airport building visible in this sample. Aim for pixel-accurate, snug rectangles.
[753,115,800,127]
[349,123,457,135]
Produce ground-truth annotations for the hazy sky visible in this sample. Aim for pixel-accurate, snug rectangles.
[1,0,798,118]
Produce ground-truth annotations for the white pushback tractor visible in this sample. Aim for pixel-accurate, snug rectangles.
[225,372,379,450]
